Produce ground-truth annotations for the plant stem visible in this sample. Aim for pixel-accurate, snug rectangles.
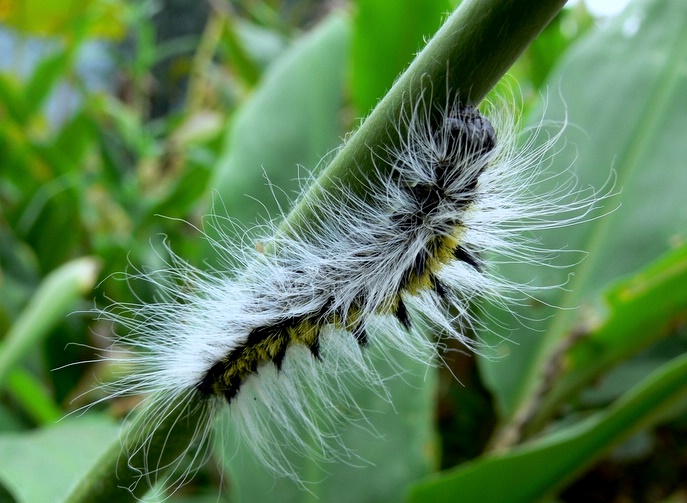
[65,395,208,503]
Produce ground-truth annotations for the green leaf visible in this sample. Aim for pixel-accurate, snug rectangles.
[0,257,100,388]
[24,48,75,117]
[409,244,687,502]
[0,416,120,503]
[0,74,31,126]
[409,348,687,503]
[209,13,351,226]
[479,0,687,431]
[6,369,63,425]
[530,242,687,432]
[53,110,98,165]
[351,0,450,115]
[219,16,262,87]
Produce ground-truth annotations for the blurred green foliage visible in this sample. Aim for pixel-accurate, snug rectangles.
[1,0,686,502]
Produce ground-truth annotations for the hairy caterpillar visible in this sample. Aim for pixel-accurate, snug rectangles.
[92,91,604,493]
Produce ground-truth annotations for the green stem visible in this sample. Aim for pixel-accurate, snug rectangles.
[65,395,208,503]
[65,0,566,500]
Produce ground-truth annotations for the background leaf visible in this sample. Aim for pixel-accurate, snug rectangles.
[479,0,687,436]
[410,243,687,502]
[350,0,450,115]
[0,416,119,503]
[411,348,687,503]
[0,258,100,387]
[210,14,351,225]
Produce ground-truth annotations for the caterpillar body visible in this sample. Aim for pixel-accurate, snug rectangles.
[198,104,493,403]
[96,92,602,491]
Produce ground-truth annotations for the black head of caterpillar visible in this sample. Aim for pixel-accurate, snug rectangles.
[444,106,496,158]
[196,104,496,405]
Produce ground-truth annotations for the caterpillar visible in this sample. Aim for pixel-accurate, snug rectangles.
[93,91,604,493]
[201,104,494,399]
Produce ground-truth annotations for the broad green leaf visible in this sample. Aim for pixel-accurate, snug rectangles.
[351,0,450,115]
[530,241,687,431]
[409,244,687,502]
[210,13,350,226]
[409,349,687,503]
[479,0,687,430]
[0,416,119,503]
[219,16,262,88]
[234,19,288,72]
